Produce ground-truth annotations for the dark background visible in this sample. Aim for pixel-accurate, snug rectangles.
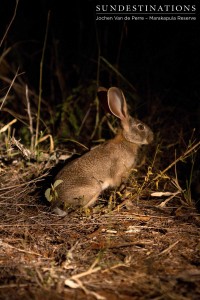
[1,0,200,139]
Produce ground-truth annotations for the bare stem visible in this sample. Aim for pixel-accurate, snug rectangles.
[35,11,51,149]
[153,140,200,181]
[0,0,19,47]
[0,68,20,111]
[25,85,34,151]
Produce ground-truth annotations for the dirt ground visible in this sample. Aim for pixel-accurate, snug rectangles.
[0,158,200,300]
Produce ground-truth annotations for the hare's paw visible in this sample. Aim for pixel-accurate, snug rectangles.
[52,207,67,216]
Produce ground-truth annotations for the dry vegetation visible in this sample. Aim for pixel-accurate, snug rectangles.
[0,153,200,300]
[0,80,200,299]
[1,2,200,300]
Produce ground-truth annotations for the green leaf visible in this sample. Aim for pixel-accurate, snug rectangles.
[45,188,52,202]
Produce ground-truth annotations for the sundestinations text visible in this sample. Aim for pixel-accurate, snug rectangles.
[96,4,196,13]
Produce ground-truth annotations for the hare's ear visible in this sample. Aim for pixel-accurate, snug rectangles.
[97,87,111,114]
[107,87,128,121]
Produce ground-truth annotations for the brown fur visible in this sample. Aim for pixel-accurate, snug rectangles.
[52,87,153,211]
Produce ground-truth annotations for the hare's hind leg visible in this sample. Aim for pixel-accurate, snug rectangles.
[52,188,101,214]
[82,179,111,207]
[83,191,101,208]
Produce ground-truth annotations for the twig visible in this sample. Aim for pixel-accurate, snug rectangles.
[0,239,43,257]
[36,134,54,152]
[71,266,101,281]
[25,85,34,151]
[0,119,17,133]
[77,104,92,136]
[157,191,181,208]
[100,56,136,92]
[72,278,105,300]
[153,141,200,181]
[102,263,129,273]
[0,172,48,191]
[61,139,89,151]
[90,95,100,139]
[0,68,21,111]
[158,240,180,256]
[0,284,28,289]
[65,263,105,300]
[0,0,19,47]
[10,136,32,159]
[35,11,51,148]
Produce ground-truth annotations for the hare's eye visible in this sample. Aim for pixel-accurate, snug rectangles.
[137,123,145,131]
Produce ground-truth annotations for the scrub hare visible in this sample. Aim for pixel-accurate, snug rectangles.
[51,87,153,212]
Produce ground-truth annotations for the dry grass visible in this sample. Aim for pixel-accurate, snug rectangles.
[0,137,200,299]
[0,57,200,298]
[0,56,200,299]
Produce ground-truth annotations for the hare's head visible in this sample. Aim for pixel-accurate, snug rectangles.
[98,87,153,145]
[122,117,153,145]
